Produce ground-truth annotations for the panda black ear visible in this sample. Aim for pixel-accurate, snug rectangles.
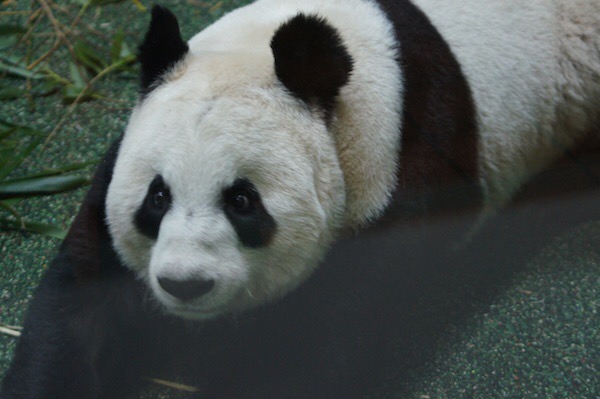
[270,14,353,113]
[138,5,189,96]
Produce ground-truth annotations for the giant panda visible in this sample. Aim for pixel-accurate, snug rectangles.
[2,0,599,398]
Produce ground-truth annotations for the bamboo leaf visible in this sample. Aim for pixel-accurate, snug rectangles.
[0,119,16,131]
[0,175,90,200]
[69,61,88,88]
[0,217,67,239]
[74,41,105,74]
[61,84,98,103]
[0,200,22,222]
[110,29,124,63]
[0,86,26,100]
[88,0,129,5]
[0,132,43,180]
[0,25,27,36]
[0,25,26,50]
[131,0,146,12]
[109,30,135,74]
[0,59,44,80]
[4,160,96,180]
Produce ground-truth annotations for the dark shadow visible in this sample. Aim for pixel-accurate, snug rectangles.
[333,146,600,397]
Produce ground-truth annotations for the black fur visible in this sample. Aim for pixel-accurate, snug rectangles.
[222,179,277,248]
[0,139,160,399]
[271,14,353,114]
[373,0,482,221]
[134,175,171,239]
[138,5,189,96]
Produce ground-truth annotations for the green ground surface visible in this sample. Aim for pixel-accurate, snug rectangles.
[1,1,599,398]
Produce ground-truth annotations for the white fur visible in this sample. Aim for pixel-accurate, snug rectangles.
[107,0,599,319]
[410,0,600,205]
[187,0,403,228]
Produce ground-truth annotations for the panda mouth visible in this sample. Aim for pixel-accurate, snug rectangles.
[163,299,231,320]
[168,305,224,320]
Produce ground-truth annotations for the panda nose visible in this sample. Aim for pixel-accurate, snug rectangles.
[157,277,215,301]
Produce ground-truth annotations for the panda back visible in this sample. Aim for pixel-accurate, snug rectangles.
[410,0,600,205]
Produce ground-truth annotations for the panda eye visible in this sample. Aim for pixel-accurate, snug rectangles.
[134,175,171,239]
[224,183,256,214]
[231,191,252,213]
[151,188,169,210]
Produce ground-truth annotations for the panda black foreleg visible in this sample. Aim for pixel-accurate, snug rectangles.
[194,282,388,399]
[0,251,155,399]
[199,336,377,399]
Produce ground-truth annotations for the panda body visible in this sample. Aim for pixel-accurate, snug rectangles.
[2,1,599,398]
[108,0,600,319]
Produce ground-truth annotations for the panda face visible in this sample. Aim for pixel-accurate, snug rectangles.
[106,78,346,319]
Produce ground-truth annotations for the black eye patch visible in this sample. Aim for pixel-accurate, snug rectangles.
[222,179,277,248]
[134,175,172,239]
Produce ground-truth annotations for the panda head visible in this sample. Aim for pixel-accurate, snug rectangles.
[106,6,353,319]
